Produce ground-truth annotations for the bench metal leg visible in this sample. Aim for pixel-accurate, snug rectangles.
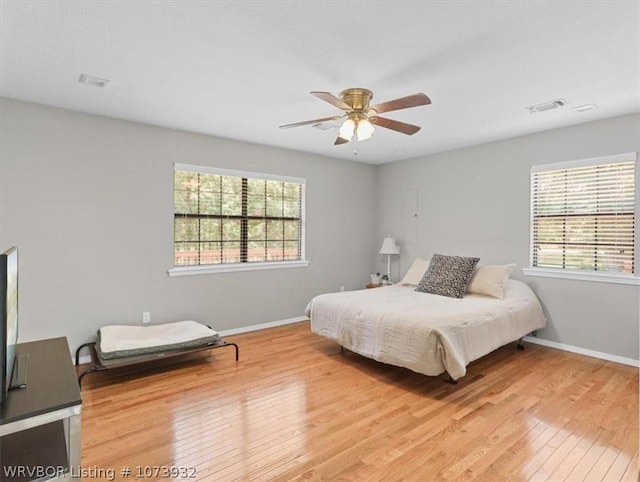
[224,341,239,361]
[75,342,93,366]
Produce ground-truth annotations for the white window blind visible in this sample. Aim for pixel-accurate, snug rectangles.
[173,164,305,268]
[531,154,635,274]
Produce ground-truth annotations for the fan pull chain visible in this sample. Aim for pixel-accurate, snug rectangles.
[352,121,358,155]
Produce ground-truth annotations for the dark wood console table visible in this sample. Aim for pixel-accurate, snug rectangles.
[0,337,82,481]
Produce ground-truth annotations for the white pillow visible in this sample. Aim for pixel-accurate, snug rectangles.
[400,257,430,285]
[466,263,516,299]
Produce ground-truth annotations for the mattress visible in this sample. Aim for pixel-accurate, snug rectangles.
[305,279,546,380]
[96,320,220,360]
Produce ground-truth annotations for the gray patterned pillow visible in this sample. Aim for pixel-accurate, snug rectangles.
[415,254,480,298]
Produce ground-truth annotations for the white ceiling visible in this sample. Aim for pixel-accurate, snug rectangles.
[1,1,638,164]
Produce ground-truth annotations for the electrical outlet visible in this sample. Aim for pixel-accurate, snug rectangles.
[142,312,151,324]
[340,286,345,292]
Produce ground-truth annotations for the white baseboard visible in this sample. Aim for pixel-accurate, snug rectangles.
[217,316,307,337]
[523,336,639,368]
[76,351,91,365]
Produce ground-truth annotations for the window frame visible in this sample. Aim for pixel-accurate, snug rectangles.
[168,163,309,277]
[523,152,639,285]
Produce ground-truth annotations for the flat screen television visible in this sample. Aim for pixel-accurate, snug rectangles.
[0,246,18,403]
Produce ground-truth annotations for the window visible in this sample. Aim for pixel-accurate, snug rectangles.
[527,152,637,283]
[170,164,307,275]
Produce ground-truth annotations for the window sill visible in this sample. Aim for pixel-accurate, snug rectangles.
[168,260,310,277]
[522,267,640,286]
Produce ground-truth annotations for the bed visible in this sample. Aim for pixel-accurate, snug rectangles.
[305,270,546,381]
[75,320,239,386]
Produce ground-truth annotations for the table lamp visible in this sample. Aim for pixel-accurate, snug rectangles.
[379,236,400,283]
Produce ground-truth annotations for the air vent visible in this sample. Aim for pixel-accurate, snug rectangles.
[78,74,110,88]
[526,99,567,114]
[571,103,598,113]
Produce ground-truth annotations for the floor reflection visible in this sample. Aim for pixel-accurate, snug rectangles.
[171,379,306,480]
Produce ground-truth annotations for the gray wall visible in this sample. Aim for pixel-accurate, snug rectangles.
[1,97,638,362]
[0,98,378,352]
[376,113,640,361]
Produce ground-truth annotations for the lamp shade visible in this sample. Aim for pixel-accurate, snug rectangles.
[356,119,375,141]
[379,236,399,255]
[338,118,355,141]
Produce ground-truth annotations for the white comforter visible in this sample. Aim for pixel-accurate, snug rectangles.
[305,280,546,380]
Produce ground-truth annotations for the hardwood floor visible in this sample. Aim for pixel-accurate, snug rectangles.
[78,321,638,481]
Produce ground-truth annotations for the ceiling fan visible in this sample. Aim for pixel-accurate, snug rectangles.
[279,88,431,147]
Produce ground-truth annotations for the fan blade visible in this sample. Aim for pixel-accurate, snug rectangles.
[279,115,343,129]
[368,93,431,115]
[371,116,421,135]
[334,136,349,145]
[311,91,351,111]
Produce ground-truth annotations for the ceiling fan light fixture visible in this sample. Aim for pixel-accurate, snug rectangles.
[339,115,375,142]
[280,88,429,147]
[338,118,355,141]
[356,118,375,141]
